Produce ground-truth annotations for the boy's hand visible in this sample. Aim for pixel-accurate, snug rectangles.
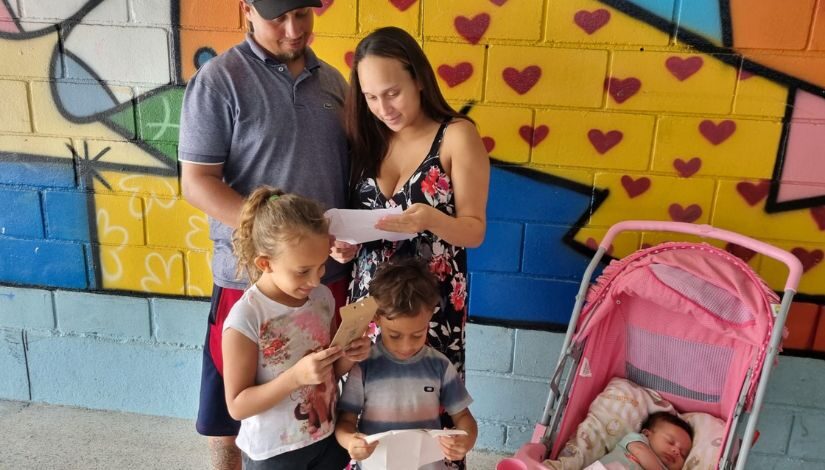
[438,431,473,461]
[347,433,378,461]
[343,336,372,362]
[291,347,342,387]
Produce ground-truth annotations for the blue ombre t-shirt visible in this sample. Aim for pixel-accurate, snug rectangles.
[338,335,472,435]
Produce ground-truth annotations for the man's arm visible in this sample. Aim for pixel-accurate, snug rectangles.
[180,161,245,229]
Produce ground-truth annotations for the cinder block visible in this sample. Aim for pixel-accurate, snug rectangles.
[466,324,513,373]
[55,291,150,339]
[468,221,523,273]
[0,188,43,238]
[145,198,209,249]
[505,424,535,453]
[176,0,242,29]
[522,224,588,279]
[0,237,87,289]
[20,0,128,22]
[764,356,825,410]
[476,420,506,451]
[42,191,92,242]
[93,193,145,246]
[0,80,31,132]
[783,302,819,350]
[423,42,484,102]
[513,330,565,378]
[97,245,185,296]
[30,82,135,139]
[0,23,58,79]
[312,0,356,35]
[26,331,201,418]
[360,0,419,37]
[0,135,75,188]
[0,328,29,400]
[466,372,549,423]
[746,454,824,470]
[151,298,209,346]
[0,286,54,330]
[753,406,794,455]
[469,273,578,326]
[423,0,543,43]
[136,86,184,144]
[788,410,825,460]
[465,105,532,164]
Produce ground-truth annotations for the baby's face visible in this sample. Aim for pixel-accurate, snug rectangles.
[643,422,692,470]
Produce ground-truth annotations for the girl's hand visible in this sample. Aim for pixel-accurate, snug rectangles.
[343,336,372,363]
[291,347,342,387]
[438,431,473,461]
[347,433,378,461]
[330,240,359,264]
[375,203,434,234]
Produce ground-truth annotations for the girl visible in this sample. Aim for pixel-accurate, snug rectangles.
[223,186,370,469]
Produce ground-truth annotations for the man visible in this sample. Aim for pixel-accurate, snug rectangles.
[178,1,350,468]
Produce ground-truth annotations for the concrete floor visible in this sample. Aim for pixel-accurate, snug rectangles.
[0,400,507,469]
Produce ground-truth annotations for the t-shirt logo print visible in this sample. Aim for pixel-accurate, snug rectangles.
[424,386,435,392]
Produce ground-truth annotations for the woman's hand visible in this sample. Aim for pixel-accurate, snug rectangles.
[329,239,359,264]
[375,203,435,234]
[347,433,379,461]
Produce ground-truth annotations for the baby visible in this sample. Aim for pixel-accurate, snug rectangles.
[591,412,693,470]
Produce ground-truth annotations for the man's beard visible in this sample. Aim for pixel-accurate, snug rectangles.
[273,47,306,63]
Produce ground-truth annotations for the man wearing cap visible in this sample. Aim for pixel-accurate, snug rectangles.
[178,1,351,468]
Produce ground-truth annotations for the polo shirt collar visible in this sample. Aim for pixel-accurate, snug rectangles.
[244,33,321,71]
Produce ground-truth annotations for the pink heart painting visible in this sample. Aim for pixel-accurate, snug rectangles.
[482,136,496,153]
[574,9,610,34]
[344,51,354,69]
[699,119,736,145]
[665,56,704,81]
[668,203,702,223]
[811,206,825,231]
[454,13,490,45]
[389,0,417,11]
[587,129,623,154]
[735,180,770,206]
[791,247,824,273]
[604,77,641,104]
[503,65,542,95]
[314,0,334,15]
[725,243,757,263]
[519,125,549,147]
[620,175,651,198]
[437,62,473,88]
[673,157,701,177]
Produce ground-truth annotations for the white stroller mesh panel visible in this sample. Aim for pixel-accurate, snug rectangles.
[649,263,755,325]
[626,325,733,403]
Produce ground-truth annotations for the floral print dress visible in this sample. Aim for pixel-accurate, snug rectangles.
[349,121,467,376]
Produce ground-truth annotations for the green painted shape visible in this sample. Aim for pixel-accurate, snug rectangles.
[106,103,137,139]
[137,87,185,145]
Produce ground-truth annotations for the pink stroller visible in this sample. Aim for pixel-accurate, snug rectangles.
[497,221,803,470]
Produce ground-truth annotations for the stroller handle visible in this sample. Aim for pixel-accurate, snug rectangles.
[601,221,803,292]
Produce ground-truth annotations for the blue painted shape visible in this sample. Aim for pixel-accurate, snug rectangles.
[620,0,676,22]
[151,298,209,346]
[674,0,723,44]
[42,191,91,241]
[487,166,592,224]
[0,328,29,400]
[0,286,54,330]
[467,221,523,272]
[54,77,118,119]
[0,238,87,289]
[0,157,76,188]
[55,291,150,339]
[84,243,97,290]
[0,189,43,238]
[26,331,201,418]
[469,272,578,325]
[522,224,588,279]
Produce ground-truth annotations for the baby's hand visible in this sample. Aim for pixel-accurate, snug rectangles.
[438,432,473,461]
[343,336,372,363]
[348,433,378,461]
[291,347,342,387]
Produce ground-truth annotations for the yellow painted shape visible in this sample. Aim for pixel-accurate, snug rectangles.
[0,29,56,79]
[186,250,214,297]
[424,42,484,102]
[360,0,420,36]
[712,180,825,244]
[487,45,607,107]
[0,134,73,159]
[652,117,781,179]
[732,74,789,118]
[94,193,145,246]
[572,227,641,260]
[0,80,31,132]
[608,51,737,114]
[545,0,669,46]
[590,173,715,227]
[100,245,185,295]
[179,29,244,82]
[313,0,357,35]
[531,109,654,170]
[465,104,532,164]
[145,197,211,251]
[759,242,825,295]
[30,83,134,140]
[423,0,543,43]
[97,171,179,198]
[310,36,361,80]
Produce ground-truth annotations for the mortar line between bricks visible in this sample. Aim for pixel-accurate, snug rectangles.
[22,330,32,400]
[784,414,795,455]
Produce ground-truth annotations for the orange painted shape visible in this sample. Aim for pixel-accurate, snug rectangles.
[813,307,825,352]
[178,0,243,30]
[810,2,825,51]
[179,29,244,83]
[784,302,819,350]
[742,52,825,90]
[730,0,815,50]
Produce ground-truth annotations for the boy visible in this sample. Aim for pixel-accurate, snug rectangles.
[591,412,693,470]
[335,258,478,469]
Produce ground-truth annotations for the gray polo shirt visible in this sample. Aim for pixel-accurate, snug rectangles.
[179,35,349,289]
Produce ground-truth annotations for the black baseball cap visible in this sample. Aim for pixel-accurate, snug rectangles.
[245,0,322,20]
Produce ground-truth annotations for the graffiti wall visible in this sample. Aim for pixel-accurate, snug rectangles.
[0,0,823,352]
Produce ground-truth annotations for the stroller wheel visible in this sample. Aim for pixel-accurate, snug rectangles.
[496,458,528,470]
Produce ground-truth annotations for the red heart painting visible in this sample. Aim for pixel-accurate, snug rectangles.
[454,13,490,45]
[811,206,825,231]
[699,119,736,145]
[437,62,473,88]
[344,51,354,69]
[314,0,333,15]
[519,125,549,147]
[503,65,541,95]
[587,129,623,154]
[791,247,824,273]
[490,0,507,5]
[585,237,614,255]
[482,136,496,153]
[620,175,650,198]
[725,243,757,263]
[389,0,417,11]
[668,203,702,223]
[735,180,770,206]
[673,157,701,177]
[574,9,610,34]
[665,56,703,81]
[604,77,641,104]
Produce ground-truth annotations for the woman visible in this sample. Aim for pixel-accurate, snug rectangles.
[334,26,489,435]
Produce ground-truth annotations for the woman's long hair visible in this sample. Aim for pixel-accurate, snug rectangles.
[344,26,471,189]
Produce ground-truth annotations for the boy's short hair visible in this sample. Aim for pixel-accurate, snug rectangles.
[368,258,440,320]
[642,411,694,440]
